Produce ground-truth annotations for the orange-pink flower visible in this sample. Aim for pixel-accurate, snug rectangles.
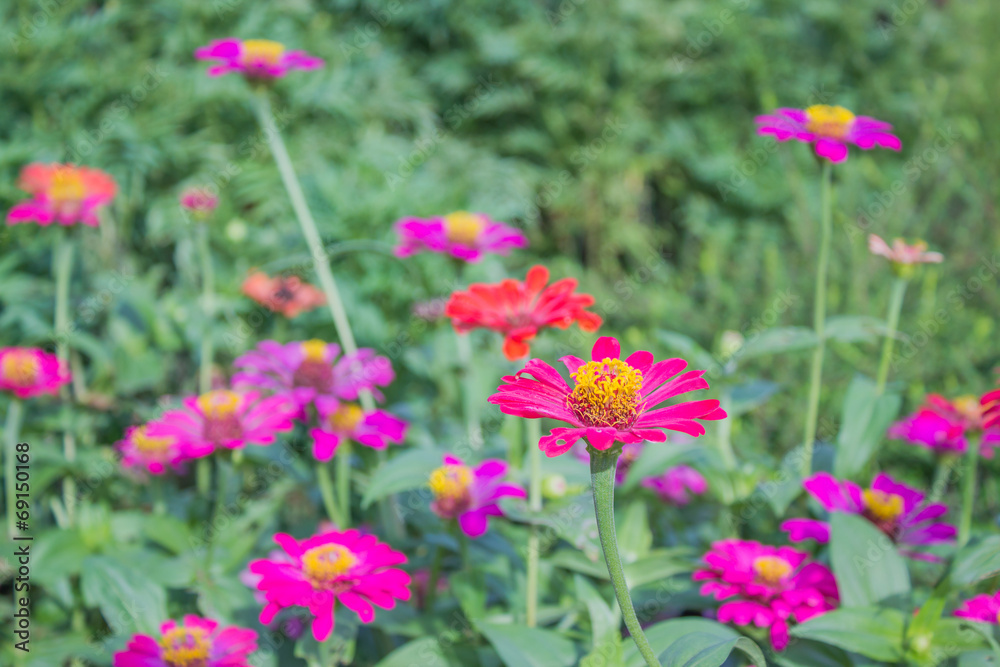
[868,234,943,268]
[7,163,116,227]
[242,271,326,318]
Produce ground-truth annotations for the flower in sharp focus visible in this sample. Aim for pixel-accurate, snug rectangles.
[242,271,326,318]
[641,465,708,505]
[488,336,726,457]
[233,340,394,414]
[0,347,70,399]
[116,424,188,475]
[445,265,602,360]
[428,455,526,538]
[755,105,901,163]
[693,539,839,651]
[180,186,219,218]
[249,530,411,642]
[113,615,257,667]
[147,389,296,454]
[889,394,1000,457]
[308,397,407,461]
[7,163,116,227]
[195,38,323,79]
[781,472,956,559]
[954,591,1000,625]
[393,211,528,263]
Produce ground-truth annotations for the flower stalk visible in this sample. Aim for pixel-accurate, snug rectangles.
[958,434,980,546]
[196,221,215,395]
[5,399,24,539]
[526,418,542,627]
[54,233,78,525]
[875,276,908,395]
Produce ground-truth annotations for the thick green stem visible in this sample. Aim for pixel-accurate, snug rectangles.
[196,222,215,394]
[54,234,77,525]
[590,449,662,667]
[875,277,908,395]
[456,332,479,446]
[801,161,834,477]
[5,399,24,539]
[526,418,542,627]
[958,434,980,546]
[317,461,342,527]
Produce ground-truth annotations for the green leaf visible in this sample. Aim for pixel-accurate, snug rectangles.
[727,380,781,417]
[478,622,578,667]
[960,650,1000,666]
[576,575,623,667]
[362,448,443,508]
[790,607,905,661]
[739,326,818,359]
[32,528,93,586]
[450,570,488,621]
[616,502,652,562]
[656,331,717,371]
[833,375,901,478]
[950,535,1000,586]
[829,513,911,608]
[824,315,890,343]
[79,554,167,635]
[623,550,694,589]
[142,514,192,554]
[374,637,453,667]
[624,618,748,667]
[658,632,766,667]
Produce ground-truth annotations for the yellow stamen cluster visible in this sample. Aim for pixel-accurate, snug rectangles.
[159,626,211,667]
[863,489,905,522]
[241,39,285,66]
[1,351,39,387]
[48,167,86,203]
[752,555,793,586]
[131,426,174,455]
[301,339,328,363]
[429,464,473,501]
[301,543,357,587]
[443,211,484,245]
[805,105,856,139]
[568,358,643,428]
[952,395,983,424]
[330,403,365,432]
[196,390,241,419]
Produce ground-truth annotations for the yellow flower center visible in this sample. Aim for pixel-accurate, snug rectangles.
[953,395,983,424]
[132,426,174,456]
[863,489,905,522]
[241,39,285,67]
[568,358,643,429]
[330,403,365,432]
[752,556,793,586]
[196,390,241,418]
[48,167,85,203]
[301,543,357,587]
[429,464,473,501]
[159,627,211,667]
[805,105,856,139]
[443,211,484,245]
[1,351,39,387]
[301,339,328,363]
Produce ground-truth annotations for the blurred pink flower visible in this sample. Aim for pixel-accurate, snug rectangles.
[428,454,526,538]
[180,186,219,216]
[954,591,1000,624]
[394,211,527,263]
[309,397,407,461]
[195,38,323,79]
[7,163,116,227]
[241,271,326,318]
[0,347,70,399]
[641,465,707,505]
[889,394,1000,457]
[868,234,943,266]
[756,105,900,163]
[113,615,257,667]
[116,424,190,475]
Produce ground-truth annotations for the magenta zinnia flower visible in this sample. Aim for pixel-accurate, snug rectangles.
[428,455,526,538]
[113,615,257,667]
[308,397,407,461]
[233,340,394,414]
[889,394,1000,457]
[249,530,411,642]
[393,211,528,263]
[755,105,901,163]
[147,389,296,454]
[641,465,708,505]
[0,347,70,399]
[488,336,726,457]
[116,424,190,475]
[7,163,117,227]
[781,472,956,559]
[195,38,323,79]
[955,591,1000,624]
[180,186,219,217]
[693,539,839,651]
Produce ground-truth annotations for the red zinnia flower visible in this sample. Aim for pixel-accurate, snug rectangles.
[445,265,602,360]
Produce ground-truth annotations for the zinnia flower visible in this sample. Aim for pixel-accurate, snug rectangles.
[781,472,956,558]
[868,234,943,266]
[982,389,1000,430]
[7,163,116,227]
[195,38,324,79]
[242,270,326,318]
[233,340,394,414]
[641,465,708,505]
[428,455,526,538]
[180,186,219,217]
[693,539,839,651]
[755,105,901,163]
[445,265,602,360]
[249,529,411,641]
[147,389,296,454]
[116,424,190,475]
[954,591,1000,624]
[488,336,726,457]
[889,394,1000,457]
[113,615,257,667]
[0,347,70,398]
[308,397,407,461]
[393,211,528,263]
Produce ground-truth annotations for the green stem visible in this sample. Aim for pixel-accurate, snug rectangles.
[196,458,211,500]
[196,222,215,394]
[205,458,228,570]
[801,161,834,477]
[958,434,980,546]
[425,545,444,610]
[717,389,736,470]
[875,277,908,395]
[152,477,166,515]
[317,461,342,527]
[5,400,24,539]
[336,441,352,528]
[526,419,542,627]
[928,455,954,504]
[54,234,77,525]
[456,332,479,446]
[590,449,662,667]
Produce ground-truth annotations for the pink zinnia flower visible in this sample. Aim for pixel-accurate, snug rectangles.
[248,529,411,642]
[755,105,901,163]
[241,271,326,318]
[308,397,408,461]
[7,163,117,227]
[641,465,708,505]
[147,389,296,454]
[393,211,528,263]
[113,615,257,667]
[116,424,191,475]
[889,394,1000,457]
[428,455,526,538]
[180,186,219,217]
[781,472,956,558]
[195,38,323,79]
[0,347,70,399]
[233,340,394,415]
[954,591,1000,624]
[693,539,839,651]
[868,234,943,267]
[488,336,726,457]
